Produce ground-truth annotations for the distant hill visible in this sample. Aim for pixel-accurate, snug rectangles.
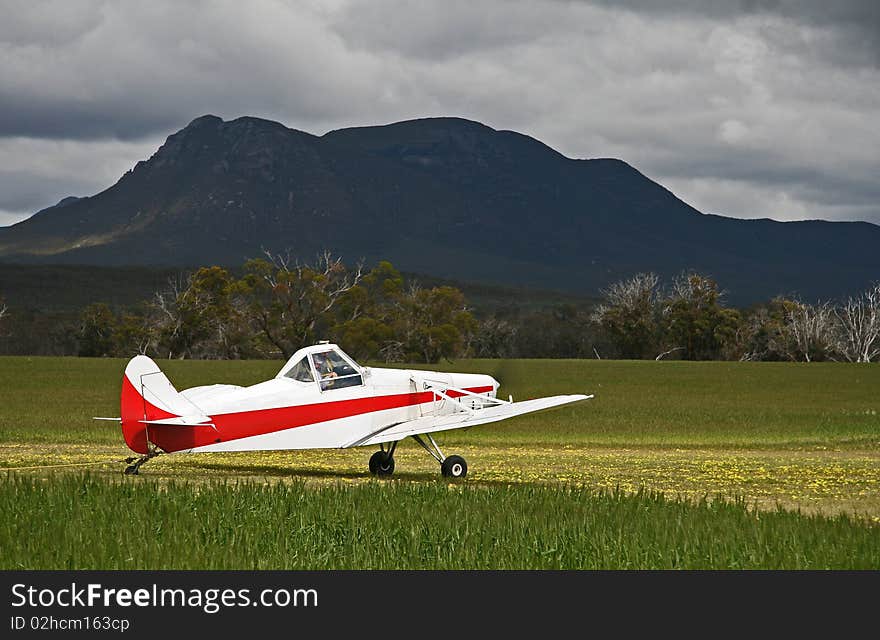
[0,263,590,316]
[1,114,877,304]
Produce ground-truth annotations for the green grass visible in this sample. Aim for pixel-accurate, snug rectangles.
[1,356,878,448]
[2,474,877,570]
[0,356,878,569]
[424,358,880,448]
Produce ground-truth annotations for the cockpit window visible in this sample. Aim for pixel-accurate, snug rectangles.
[284,357,315,383]
[311,349,363,390]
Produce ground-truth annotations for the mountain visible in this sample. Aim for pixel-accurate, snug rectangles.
[1,114,877,304]
[28,195,84,219]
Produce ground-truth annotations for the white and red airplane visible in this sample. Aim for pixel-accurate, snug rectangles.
[107,342,591,477]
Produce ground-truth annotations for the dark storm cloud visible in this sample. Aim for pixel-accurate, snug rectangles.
[0,94,180,141]
[334,0,880,66]
[0,0,877,226]
[0,1,394,141]
[585,0,880,32]
[580,0,880,71]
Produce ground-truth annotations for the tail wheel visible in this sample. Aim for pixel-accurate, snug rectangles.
[369,450,395,476]
[441,455,467,478]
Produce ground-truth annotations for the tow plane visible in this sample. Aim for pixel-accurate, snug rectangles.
[104,343,592,477]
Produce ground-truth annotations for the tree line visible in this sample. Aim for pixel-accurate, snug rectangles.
[0,259,877,362]
[74,252,476,363]
[590,272,880,362]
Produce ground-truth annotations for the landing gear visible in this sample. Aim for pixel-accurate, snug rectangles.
[369,450,395,476]
[412,434,468,479]
[369,441,397,476]
[441,455,468,478]
[123,448,161,475]
[368,436,468,478]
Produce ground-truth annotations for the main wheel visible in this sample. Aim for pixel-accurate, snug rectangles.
[441,455,467,478]
[369,450,395,476]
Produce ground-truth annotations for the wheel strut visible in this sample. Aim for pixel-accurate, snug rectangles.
[369,441,398,476]
[411,434,468,478]
[411,434,445,463]
[123,448,161,475]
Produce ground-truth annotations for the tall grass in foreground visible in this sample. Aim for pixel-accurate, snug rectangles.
[2,475,877,569]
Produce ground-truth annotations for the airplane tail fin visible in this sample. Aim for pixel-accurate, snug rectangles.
[120,355,200,454]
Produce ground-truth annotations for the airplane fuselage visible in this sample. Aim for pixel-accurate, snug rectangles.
[122,361,496,454]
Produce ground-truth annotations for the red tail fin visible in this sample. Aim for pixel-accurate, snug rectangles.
[120,355,193,454]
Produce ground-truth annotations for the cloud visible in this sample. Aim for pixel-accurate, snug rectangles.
[0,136,160,224]
[0,1,406,140]
[0,0,877,226]
[587,1,880,42]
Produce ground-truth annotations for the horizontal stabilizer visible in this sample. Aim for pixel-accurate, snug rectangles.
[346,394,592,448]
[138,415,214,427]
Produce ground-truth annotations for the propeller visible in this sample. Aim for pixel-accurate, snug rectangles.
[489,359,515,397]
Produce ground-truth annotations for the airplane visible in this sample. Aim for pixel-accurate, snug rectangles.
[103,342,592,477]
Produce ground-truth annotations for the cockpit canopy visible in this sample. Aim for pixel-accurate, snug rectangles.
[277,344,364,391]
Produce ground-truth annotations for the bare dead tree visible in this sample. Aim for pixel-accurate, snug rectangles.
[379,340,406,363]
[261,249,364,314]
[735,307,774,362]
[665,273,694,302]
[473,318,518,358]
[592,272,660,322]
[592,272,661,359]
[834,283,880,363]
[151,272,191,359]
[388,280,422,350]
[135,327,152,355]
[248,250,365,359]
[783,300,836,362]
[0,297,8,338]
[111,310,160,357]
[655,346,684,360]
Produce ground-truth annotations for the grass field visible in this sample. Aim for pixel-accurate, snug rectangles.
[1,356,878,568]
[3,475,878,569]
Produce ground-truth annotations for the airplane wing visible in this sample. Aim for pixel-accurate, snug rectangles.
[345,394,592,448]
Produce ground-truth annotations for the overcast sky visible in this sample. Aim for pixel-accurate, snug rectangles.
[1,0,878,226]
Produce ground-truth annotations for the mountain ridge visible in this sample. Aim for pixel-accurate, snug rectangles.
[1,114,877,304]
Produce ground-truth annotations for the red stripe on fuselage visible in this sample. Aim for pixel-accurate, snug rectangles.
[127,384,494,454]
